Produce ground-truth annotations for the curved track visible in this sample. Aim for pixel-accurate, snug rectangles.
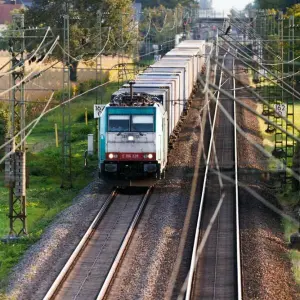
[44,187,152,300]
[185,46,242,299]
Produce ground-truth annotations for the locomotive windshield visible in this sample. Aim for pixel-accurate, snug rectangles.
[108,115,130,132]
[131,115,154,132]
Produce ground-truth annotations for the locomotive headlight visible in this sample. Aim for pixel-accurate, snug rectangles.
[148,154,153,159]
[108,153,114,159]
[128,136,134,141]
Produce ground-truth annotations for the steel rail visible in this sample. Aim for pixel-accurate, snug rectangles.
[185,48,228,300]
[43,189,118,300]
[233,51,242,300]
[96,186,153,300]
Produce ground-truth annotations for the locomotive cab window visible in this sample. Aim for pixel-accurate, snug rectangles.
[108,115,130,132]
[131,115,154,132]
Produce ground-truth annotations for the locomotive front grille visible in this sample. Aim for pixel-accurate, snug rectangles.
[102,161,158,179]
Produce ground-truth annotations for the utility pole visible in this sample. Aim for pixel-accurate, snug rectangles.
[5,14,27,236]
[272,11,285,182]
[61,3,72,189]
[285,15,296,184]
[95,9,103,154]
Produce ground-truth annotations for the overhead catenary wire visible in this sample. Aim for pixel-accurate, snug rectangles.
[152,12,168,33]
[229,13,281,60]
[0,47,160,152]
[0,38,176,107]
[169,10,178,31]
[55,27,112,63]
[0,5,189,151]
[184,48,228,300]
[139,13,152,41]
[0,80,112,154]
[220,21,282,69]
[179,163,300,297]
[0,27,52,78]
[0,40,37,72]
[180,48,300,297]
[165,45,215,300]
[0,36,60,97]
[2,51,156,153]
[110,28,136,49]
[225,34,300,68]
[0,92,55,164]
[212,47,300,134]
[1,26,50,33]
[203,77,300,184]
[17,24,113,84]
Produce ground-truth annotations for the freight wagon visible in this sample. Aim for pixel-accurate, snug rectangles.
[98,40,207,186]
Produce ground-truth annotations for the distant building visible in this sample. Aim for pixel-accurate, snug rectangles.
[133,1,142,23]
[1,0,32,5]
[199,0,212,10]
[0,2,24,35]
[0,3,23,23]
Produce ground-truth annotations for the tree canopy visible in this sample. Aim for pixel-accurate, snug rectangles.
[23,0,135,81]
[255,0,297,10]
[141,0,196,9]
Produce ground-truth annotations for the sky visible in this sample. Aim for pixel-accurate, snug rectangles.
[212,0,253,12]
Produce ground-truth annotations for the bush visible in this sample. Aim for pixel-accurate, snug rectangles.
[70,126,93,142]
[76,111,94,122]
[28,149,62,177]
[78,79,98,94]
[53,88,69,101]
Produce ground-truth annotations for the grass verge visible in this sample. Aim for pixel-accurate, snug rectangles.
[257,99,300,285]
[0,81,120,293]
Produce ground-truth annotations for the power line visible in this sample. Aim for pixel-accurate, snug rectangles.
[55,27,112,63]
[213,46,300,133]
[0,80,112,154]
[0,27,52,77]
[0,36,60,97]
[1,93,55,165]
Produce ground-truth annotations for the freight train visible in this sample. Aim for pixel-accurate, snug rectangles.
[98,40,207,186]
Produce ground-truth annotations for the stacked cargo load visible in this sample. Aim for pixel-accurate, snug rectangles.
[98,40,207,186]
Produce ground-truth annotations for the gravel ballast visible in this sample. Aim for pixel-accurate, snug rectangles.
[5,180,112,300]
[106,94,205,300]
[3,66,299,300]
[236,66,299,300]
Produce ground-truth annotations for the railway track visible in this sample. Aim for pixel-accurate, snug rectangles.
[185,46,242,299]
[43,187,152,300]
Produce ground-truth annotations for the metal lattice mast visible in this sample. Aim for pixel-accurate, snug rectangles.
[274,12,284,163]
[5,14,27,236]
[269,12,278,131]
[264,11,276,134]
[286,15,296,183]
[96,10,103,106]
[61,9,72,189]
[95,9,103,154]
[259,12,269,117]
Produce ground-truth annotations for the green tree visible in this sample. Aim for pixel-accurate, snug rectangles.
[24,0,135,81]
[142,0,196,9]
[286,3,300,16]
[255,0,297,10]
[139,5,183,54]
[0,104,9,162]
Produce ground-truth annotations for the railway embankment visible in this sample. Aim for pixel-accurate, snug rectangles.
[236,64,299,299]
[4,66,299,300]
[105,91,207,300]
[0,81,120,298]
[4,181,112,300]
[3,87,207,300]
